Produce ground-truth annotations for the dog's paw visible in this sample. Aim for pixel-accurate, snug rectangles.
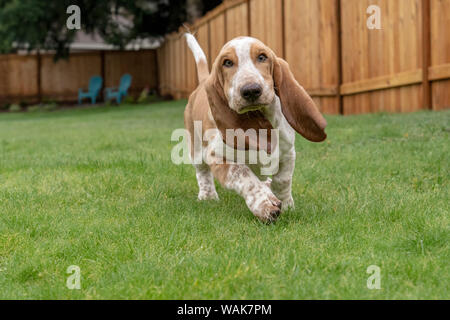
[198,190,219,201]
[280,196,294,211]
[248,188,282,223]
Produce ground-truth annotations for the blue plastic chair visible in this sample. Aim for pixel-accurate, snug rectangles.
[105,74,132,104]
[78,76,103,104]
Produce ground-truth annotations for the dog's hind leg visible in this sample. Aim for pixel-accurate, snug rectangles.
[185,112,218,201]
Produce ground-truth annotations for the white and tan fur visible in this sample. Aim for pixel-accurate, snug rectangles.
[184,34,327,223]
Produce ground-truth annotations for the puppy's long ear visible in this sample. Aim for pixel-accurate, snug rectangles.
[273,58,327,142]
[205,61,274,153]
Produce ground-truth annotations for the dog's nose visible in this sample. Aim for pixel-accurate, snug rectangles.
[240,83,262,101]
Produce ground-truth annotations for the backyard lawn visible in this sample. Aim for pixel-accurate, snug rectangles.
[0,100,448,299]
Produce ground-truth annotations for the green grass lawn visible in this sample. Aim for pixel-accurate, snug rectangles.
[0,100,448,299]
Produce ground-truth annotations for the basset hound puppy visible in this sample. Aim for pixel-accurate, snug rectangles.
[184,34,327,223]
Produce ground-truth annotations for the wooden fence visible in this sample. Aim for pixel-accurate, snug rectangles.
[0,50,158,104]
[157,0,450,114]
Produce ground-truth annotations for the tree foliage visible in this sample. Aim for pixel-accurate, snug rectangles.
[0,0,221,58]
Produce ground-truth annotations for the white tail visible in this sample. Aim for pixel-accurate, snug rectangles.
[185,33,209,83]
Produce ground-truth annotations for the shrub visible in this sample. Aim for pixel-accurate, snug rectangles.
[9,104,21,112]
[123,95,135,104]
[137,88,150,104]
[27,105,42,112]
[42,98,57,105]
[41,102,58,111]
[26,103,58,112]
[137,88,160,104]
[0,103,10,111]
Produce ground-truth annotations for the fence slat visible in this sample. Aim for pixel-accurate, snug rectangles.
[430,0,450,110]
[422,0,431,110]
[340,69,423,95]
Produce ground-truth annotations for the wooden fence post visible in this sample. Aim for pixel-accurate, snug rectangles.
[185,34,189,98]
[247,0,251,36]
[100,50,106,101]
[422,0,431,110]
[224,5,228,42]
[37,50,42,104]
[281,0,286,59]
[207,21,212,68]
[337,0,343,115]
[155,49,161,96]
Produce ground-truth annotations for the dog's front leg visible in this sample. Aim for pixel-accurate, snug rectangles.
[210,163,282,222]
[194,163,219,200]
[262,99,296,211]
[271,148,295,210]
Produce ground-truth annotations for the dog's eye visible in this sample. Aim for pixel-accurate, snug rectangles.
[257,54,268,63]
[223,59,234,68]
